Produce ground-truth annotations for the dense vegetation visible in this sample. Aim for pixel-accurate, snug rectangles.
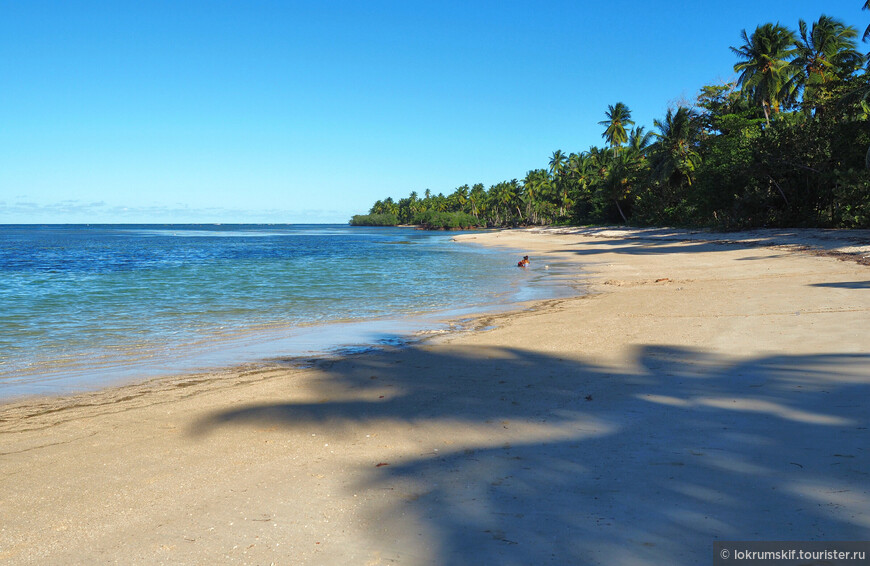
[354,13,870,230]
[349,213,399,226]
[350,210,478,229]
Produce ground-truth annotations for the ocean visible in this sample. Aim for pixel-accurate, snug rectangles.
[0,224,577,399]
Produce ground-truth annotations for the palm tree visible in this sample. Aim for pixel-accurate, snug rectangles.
[566,152,584,180]
[432,193,448,212]
[379,197,399,216]
[468,183,486,219]
[570,151,599,220]
[598,130,652,224]
[406,191,420,219]
[548,150,567,178]
[507,179,524,223]
[790,16,862,110]
[864,0,870,42]
[732,23,798,124]
[581,145,631,223]
[627,126,655,156]
[598,103,635,152]
[487,181,519,225]
[847,2,869,169]
[651,106,703,187]
[522,169,552,224]
[586,145,613,179]
[448,185,469,213]
[566,152,593,197]
[601,149,636,223]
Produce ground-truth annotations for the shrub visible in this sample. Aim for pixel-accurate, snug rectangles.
[349,213,399,226]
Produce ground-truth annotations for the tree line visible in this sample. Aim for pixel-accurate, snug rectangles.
[352,12,870,230]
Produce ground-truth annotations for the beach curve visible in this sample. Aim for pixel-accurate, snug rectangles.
[1,227,869,565]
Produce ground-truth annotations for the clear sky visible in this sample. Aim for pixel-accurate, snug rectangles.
[1,0,867,224]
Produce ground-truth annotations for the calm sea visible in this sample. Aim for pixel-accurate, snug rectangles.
[0,224,576,399]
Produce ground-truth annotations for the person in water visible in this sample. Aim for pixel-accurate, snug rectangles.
[517,255,530,267]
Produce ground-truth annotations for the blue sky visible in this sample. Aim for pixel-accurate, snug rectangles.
[1,0,867,223]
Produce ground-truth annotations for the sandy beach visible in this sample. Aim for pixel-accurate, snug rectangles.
[2,227,869,565]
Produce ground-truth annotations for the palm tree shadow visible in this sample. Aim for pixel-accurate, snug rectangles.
[564,239,739,256]
[810,281,870,289]
[191,345,870,565]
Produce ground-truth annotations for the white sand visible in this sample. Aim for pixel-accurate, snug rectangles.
[1,227,868,565]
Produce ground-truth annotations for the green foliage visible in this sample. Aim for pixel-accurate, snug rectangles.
[351,13,870,231]
[732,23,798,123]
[831,169,870,227]
[651,106,703,187]
[349,213,399,226]
[414,211,479,230]
[791,15,862,112]
[599,102,635,150]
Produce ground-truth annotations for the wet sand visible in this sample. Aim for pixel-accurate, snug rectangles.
[1,227,869,565]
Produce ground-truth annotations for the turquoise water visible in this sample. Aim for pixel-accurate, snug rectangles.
[0,224,576,399]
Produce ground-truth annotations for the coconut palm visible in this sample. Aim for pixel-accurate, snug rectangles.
[790,16,862,109]
[585,146,613,181]
[507,179,524,222]
[732,23,798,124]
[598,103,635,152]
[579,145,628,223]
[548,150,568,178]
[468,183,486,219]
[627,126,655,156]
[565,153,595,217]
[566,152,584,180]
[600,149,637,223]
[487,181,521,225]
[651,107,703,187]
[864,0,870,42]
[448,185,469,213]
[378,197,399,216]
[598,130,652,223]
[522,169,552,224]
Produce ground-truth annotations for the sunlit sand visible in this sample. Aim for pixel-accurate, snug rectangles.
[2,227,868,565]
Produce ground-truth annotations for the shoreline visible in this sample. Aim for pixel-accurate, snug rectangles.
[0,227,579,404]
[2,227,869,565]
[0,294,570,428]
[0,269,582,408]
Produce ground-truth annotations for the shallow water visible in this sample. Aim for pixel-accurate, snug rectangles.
[0,224,579,398]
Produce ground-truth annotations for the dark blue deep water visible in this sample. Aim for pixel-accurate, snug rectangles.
[0,224,573,398]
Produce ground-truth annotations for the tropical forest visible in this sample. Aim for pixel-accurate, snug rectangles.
[351,12,870,230]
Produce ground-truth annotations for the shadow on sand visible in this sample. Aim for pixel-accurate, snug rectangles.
[191,343,870,565]
[810,281,870,289]
[563,238,738,256]
[545,227,870,265]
